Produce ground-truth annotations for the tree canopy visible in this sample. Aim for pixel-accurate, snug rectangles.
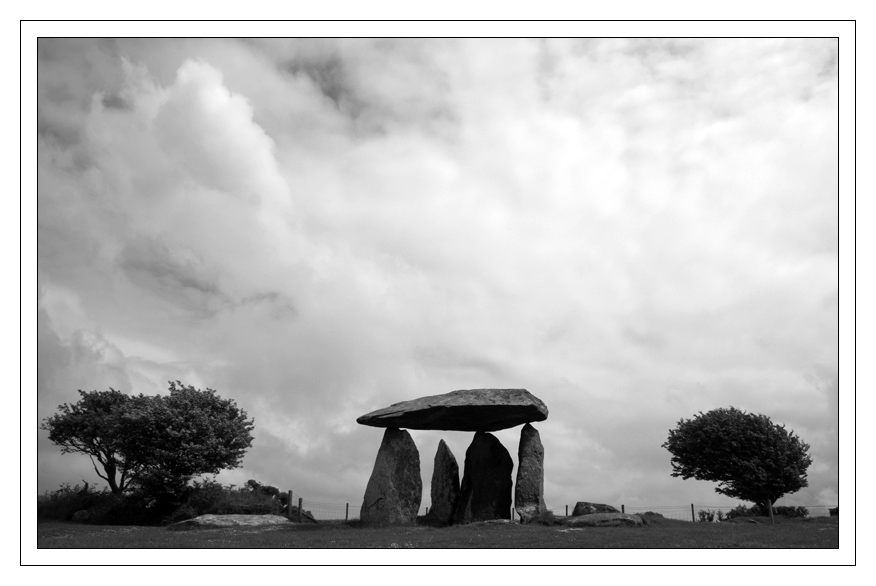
[41,381,255,497]
[41,388,140,494]
[662,407,812,517]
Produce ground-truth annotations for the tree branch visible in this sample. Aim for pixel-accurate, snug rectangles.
[88,455,110,483]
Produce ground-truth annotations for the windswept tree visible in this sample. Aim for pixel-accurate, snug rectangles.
[662,407,812,523]
[41,389,141,494]
[41,382,255,498]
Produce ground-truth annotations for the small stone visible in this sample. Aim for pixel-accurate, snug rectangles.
[361,428,422,524]
[454,432,513,524]
[515,423,546,523]
[427,439,460,525]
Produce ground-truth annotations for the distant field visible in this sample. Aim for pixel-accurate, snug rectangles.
[36,516,838,549]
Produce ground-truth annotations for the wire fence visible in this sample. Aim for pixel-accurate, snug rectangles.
[285,493,837,523]
[550,504,837,521]
[285,493,429,521]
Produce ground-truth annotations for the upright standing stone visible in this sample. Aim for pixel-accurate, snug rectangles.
[361,428,422,524]
[454,432,513,524]
[515,423,546,523]
[428,439,460,524]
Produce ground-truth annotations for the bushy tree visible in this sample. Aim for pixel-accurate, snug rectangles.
[42,381,255,500]
[40,389,141,494]
[119,382,255,499]
[662,407,812,523]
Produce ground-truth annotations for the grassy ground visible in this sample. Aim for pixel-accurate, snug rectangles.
[36,516,839,549]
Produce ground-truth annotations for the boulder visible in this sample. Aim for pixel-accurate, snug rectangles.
[454,432,513,524]
[560,513,644,527]
[72,509,90,523]
[287,505,319,524]
[361,427,422,524]
[357,388,548,432]
[639,511,665,525]
[572,502,621,516]
[514,423,546,523]
[427,439,460,525]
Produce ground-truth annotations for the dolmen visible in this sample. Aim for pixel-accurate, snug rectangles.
[357,388,548,525]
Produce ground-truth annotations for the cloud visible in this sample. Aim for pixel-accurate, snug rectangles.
[36,38,839,512]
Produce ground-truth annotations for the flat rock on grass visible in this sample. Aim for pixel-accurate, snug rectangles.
[167,514,294,531]
[559,513,644,528]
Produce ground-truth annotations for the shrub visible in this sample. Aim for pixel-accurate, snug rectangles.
[725,504,756,519]
[164,478,284,523]
[724,504,809,520]
[774,505,809,518]
[38,483,112,522]
[829,507,838,517]
[697,509,716,522]
[38,477,288,526]
[37,483,168,525]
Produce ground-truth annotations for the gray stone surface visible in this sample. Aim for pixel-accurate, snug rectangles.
[572,502,621,516]
[427,439,460,525]
[560,512,644,527]
[361,427,422,524]
[454,432,513,524]
[514,423,546,523]
[356,388,548,432]
[166,514,294,530]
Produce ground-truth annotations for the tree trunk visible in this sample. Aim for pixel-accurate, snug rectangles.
[104,462,121,494]
[766,498,774,524]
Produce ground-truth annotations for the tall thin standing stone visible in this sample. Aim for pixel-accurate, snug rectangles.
[428,439,460,524]
[454,432,513,524]
[515,423,546,523]
[361,428,422,524]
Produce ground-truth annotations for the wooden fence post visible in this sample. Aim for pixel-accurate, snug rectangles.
[287,491,293,520]
[565,505,568,516]
[622,504,625,514]
[346,503,349,521]
[691,504,695,522]
[298,497,303,523]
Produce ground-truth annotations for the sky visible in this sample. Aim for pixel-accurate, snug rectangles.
[33,36,842,518]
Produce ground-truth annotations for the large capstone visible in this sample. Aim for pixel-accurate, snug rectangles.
[514,423,546,523]
[356,388,548,432]
[361,428,422,524]
[453,432,513,524]
[427,439,460,525]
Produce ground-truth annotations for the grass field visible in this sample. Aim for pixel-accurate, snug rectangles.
[36,516,839,549]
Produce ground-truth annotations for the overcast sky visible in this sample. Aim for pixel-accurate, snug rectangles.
[35,37,840,516]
